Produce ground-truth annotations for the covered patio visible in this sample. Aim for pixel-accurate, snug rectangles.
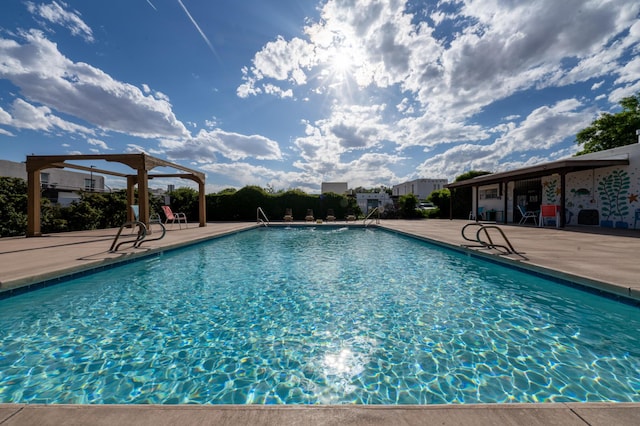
[26,153,206,237]
[445,157,629,228]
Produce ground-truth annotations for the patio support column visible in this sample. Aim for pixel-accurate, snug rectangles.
[560,172,566,228]
[198,181,206,227]
[474,186,479,221]
[502,180,510,224]
[26,168,42,237]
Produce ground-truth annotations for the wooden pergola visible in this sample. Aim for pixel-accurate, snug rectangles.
[26,153,206,237]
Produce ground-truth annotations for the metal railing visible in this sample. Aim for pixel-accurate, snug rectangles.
[363,207,380,227]
[461,222,526,259]
[110,221,147,252]
[257,207,270,227]
[109,220,166,252]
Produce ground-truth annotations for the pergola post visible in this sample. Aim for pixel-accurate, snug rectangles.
[137,168,149,228]
[198,181,206,227]
[26,167,42,237]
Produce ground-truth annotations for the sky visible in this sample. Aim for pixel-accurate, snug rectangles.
[1,0,639,194]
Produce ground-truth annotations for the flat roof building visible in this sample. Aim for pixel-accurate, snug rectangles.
[392,178,448,201]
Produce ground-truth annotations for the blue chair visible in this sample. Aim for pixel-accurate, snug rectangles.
[469,206,484,221]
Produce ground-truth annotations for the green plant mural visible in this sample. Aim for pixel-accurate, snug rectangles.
[544,179,557,204]
[598,169,630,223]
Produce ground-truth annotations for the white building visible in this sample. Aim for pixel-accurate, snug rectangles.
[356,192,393,214]
[0,159,105,206]
[392,178,448,200]
[321,182,348,195]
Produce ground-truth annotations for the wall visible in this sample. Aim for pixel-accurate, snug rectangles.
[356,192,393,214]
[0,159,105,192]
[321,182,348,195]
[392,178,448,200]
[541,143,640,228]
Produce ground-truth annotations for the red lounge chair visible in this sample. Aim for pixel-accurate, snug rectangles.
[539,205,560,228]
[162,205,187,229]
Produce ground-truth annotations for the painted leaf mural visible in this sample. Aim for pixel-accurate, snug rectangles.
[598,169,630,222]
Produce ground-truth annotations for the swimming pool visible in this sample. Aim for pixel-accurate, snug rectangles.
[0,226,638,404]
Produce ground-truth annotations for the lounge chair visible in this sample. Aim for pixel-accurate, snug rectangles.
[131,204,161,223]
[326,209,336,222]
[283,208,293,222]
[517,205,537,226]
[539,205,560,228]
[162,205,187,229]
[345,210,356,222]
[305,209,315,222]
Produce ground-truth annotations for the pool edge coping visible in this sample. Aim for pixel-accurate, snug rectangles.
[377,224,640,304]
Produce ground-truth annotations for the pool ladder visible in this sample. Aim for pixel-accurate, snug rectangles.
[461,223,527,259]
[364,207,380,227]
[109,219,166,252]
[257,207,270,227]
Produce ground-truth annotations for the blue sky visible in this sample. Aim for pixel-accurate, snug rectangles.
[1,0,639,193]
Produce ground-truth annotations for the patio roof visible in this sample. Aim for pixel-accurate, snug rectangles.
[25,153,206,237]
[445,156,629,189]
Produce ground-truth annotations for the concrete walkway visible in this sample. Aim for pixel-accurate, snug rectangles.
[1,220,639,425]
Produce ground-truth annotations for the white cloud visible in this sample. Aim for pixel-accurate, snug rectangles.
[231,0,639,188]
[87,138,111,150]
[1,98,94,134]
[0,30,191,140]
[161,128,283,163]
[26,1,94,42]
[415,98,594,180]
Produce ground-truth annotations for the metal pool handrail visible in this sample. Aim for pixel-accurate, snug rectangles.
[461,222,527,259]
[364,207,380,227]
[110,221,147,252]
[257,207,270,227]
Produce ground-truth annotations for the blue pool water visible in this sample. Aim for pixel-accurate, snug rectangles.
[1,226,639,404]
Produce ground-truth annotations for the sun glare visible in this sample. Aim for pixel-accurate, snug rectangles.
[330,49,354,78]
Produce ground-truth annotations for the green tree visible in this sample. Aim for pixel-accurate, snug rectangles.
[398,194,420,218]
[576,93,640,155]
[428,188,450,218]
[454,170,492,182]
[0,177,28,237]
[167,187,199,221]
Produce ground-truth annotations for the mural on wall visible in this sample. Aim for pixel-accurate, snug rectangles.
[598,169,630,228]
[543,179,558,204]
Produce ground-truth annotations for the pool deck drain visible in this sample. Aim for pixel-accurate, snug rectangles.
[1,219,639,425]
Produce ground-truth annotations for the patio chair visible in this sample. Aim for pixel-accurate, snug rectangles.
[345,209,356,222]
[305,209,315,222]
[539,205,560,228]
[469,206,484,221]
[517,205,538,226]
[131,205,161,224]
[162,205,187,229]
[326,209,336,222]
[283,208,293,222]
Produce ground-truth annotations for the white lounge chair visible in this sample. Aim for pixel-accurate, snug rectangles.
[517,205,538,226]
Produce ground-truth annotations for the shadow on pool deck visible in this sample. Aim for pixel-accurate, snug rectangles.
[1,220,640,424]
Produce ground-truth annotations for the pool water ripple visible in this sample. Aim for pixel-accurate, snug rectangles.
[1,227,639,404]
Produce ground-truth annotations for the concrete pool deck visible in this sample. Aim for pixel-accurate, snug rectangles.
[1,219,639,425]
